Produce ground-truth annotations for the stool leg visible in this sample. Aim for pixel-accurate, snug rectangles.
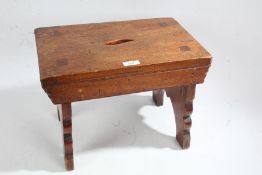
[58,103,74,170]
[153,89,164,106]
[166,85,195,149]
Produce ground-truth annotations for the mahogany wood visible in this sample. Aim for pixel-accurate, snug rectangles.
[57,103,74,170]
[166,85,195,149]
[153,90,164,106]
[35,18,211,104]
[34,18,212,170]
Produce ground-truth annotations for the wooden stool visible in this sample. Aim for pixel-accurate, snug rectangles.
[34,18,212,170]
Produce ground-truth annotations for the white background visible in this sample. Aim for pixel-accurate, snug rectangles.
[0,0,262,174]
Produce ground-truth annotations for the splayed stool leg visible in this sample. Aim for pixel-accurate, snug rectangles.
[153,89,164,106]
[57,103,74,170]
[166,85,195,149]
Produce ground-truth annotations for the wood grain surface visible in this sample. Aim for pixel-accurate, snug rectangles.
[166,85,195,149]
[35,18,212,170]
[35,18,211,104]
[57,103,74,170]
[35,18,211,86]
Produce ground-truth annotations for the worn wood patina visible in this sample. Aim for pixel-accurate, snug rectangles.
[35,18,212,170]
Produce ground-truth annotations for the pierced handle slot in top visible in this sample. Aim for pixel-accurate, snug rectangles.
[105,39,133,45]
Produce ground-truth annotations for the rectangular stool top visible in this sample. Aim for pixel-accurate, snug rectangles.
[35,18,211,86]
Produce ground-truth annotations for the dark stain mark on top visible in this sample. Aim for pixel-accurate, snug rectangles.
[56,58,68,67]
[158,22,168,27]
[179,46,191,52]
[50,30,62,37]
